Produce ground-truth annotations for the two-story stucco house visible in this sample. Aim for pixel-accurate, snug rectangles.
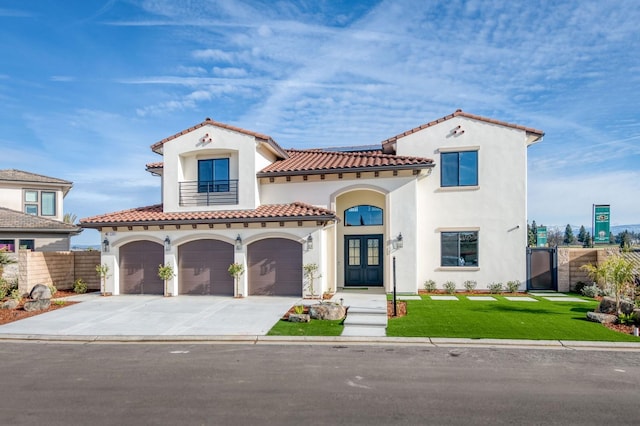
[80,110,543,297]
[0,169,81,253]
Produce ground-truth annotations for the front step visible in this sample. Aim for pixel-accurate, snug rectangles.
[341,325,387,337]
[343,312,387,327]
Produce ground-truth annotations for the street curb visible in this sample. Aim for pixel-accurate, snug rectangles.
[1,333,640,351]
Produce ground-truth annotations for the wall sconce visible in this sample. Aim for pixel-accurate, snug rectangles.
[396,233,403,249]
[164,236,171,252]
[306,234,313,250]
[235,234,243,250]
[102,237,110,253]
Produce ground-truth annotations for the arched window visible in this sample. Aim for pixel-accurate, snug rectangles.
[344,205,383,226]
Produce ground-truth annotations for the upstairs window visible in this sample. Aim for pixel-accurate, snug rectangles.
[198,158,230,193]
[24,190,38,215]
[41,192,56,216]
[441,231,478,267]
[345,205,383,226]
[441,151,478,187]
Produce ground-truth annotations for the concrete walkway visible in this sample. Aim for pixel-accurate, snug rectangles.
[332,291,388,337]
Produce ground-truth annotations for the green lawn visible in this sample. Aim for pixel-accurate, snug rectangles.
[387,295,640,342]
[267,319,344,336]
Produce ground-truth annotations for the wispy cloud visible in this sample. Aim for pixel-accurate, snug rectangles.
[50,75,75,82]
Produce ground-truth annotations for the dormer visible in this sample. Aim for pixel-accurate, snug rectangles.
[148,118,288,213]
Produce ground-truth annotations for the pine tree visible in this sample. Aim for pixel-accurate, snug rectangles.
[528,220,537,247]
[563,224,575,245]
[584,232,592,248]
[577,225,587,243]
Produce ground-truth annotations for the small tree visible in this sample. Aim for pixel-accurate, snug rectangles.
[158,264,176,296]
[582,254,635,314]
[0,250,17,278]
[96,264,110,295]
[563,224,575,245]
[228,263,245,297]
[303,263,321,299]
[577,225,587,244]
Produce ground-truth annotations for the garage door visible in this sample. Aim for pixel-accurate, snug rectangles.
[119,241,164,295]
[178,239,234,295]
[248,238,302,296]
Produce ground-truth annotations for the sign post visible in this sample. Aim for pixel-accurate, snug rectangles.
[593,204,610,244]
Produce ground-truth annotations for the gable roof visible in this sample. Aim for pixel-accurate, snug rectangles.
[0,207,81,234]
[257,149,434,177]
[150,117,289,159]
[0,169,72,186]
[381,109,545,148]
[80,202,336,228]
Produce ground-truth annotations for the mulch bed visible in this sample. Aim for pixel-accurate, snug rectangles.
[387,300,406,318]
[0,289,87,326]
[418,290,527,296]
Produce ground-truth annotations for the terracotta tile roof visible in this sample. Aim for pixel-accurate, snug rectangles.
[80,202,336,227]
[381,109,545,147]
[0,207,81,233]
[150,118,289,159]
[0,169,72,186]
[258,149,434,177]
[146,162,163,169]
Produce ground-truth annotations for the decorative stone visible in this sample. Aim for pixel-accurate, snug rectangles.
[597,296,635,315]
[29,284,52,300]
[309,303,346,320]
[1,299,19,310]
[586,311,617,324]
[23,299,51,312]
[288,313,310,323]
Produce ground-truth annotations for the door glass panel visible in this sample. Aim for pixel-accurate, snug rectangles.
[348,239,360,266]
[367,239,379,265]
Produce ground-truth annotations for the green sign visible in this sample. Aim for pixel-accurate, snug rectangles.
[593,205,610,244]
[536,226,547,247]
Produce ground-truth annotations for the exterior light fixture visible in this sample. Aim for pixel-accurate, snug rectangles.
[102,237,110,253]
[306,234,313,250]
[164,236,171,252]
[396,233,403,249]
[235,234,243,250]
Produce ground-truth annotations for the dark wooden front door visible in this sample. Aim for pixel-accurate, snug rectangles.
[344,235,383,286]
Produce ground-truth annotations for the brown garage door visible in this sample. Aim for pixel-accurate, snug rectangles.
[119,241,164,295]
[178,239,234,295]
[248,238,302,296]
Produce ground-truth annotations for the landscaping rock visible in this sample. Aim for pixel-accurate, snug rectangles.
[597,296,635,315]
[288,313,310,323]
[1,299,19,310]
[586,311,617,324]
[309,303,346,320]
[29,284,52,300]
[23,299,51,312]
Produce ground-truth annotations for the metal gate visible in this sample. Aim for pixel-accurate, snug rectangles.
[526,247,557,291]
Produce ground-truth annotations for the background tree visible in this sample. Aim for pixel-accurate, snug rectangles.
[63,213,77,224]
[563,224,575,245]
[583,232,592,248]
[527,220,537,247]
[619,231,631,251]
[609,232,615,244]
[577,225,587,244]
[547,228,563,246]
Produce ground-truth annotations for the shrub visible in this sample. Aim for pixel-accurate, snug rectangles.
[574,281,587,294]
[0,278,9,299]
[48,284,57,297]
[293,305,304,315]
[463,280,477,293]
[581,284,599,298]
[443,281,456,294]
[73,278,88,294]
[506,280,521,293]
[423,279,437,292]
[618,312,638,325]
[10,288,22,302]
[488,282,503,294]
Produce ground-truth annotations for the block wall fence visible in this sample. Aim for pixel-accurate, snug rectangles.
[556,247,620,292]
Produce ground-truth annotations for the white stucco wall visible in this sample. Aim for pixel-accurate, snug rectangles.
[161,125,265,212]
[0,185,65,221]
[397,116,530,289]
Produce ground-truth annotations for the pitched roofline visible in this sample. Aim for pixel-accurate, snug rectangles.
[150,118,289,159]
[0,169,73,186]
[381,109,545,147]
[257,163,433,178]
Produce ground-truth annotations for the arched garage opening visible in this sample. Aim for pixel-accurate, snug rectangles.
[119,240,164,294]
[178,239,234,295]
[248,238,302,296]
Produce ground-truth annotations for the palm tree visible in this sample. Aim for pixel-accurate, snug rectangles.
[63,213,77,224]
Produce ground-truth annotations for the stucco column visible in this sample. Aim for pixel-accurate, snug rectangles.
[233,252,247,298]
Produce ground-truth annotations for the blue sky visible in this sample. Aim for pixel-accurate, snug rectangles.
[1,0,639,245]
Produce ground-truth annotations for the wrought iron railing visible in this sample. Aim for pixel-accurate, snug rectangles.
[178,180,239,206]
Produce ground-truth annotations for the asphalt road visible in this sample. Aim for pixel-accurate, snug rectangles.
[1,342,639,425]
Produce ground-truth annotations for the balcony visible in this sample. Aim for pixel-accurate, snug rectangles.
[179,180,239,207]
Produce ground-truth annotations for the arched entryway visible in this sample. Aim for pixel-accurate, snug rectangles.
[178,239,234,295]
[119,240,164,294]
[247,238,302,296]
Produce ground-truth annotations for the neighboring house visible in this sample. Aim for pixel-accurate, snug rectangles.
[80,110,544,297]
[0,169,81,252]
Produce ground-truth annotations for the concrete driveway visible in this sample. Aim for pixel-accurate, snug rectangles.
[0,294,299,336]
